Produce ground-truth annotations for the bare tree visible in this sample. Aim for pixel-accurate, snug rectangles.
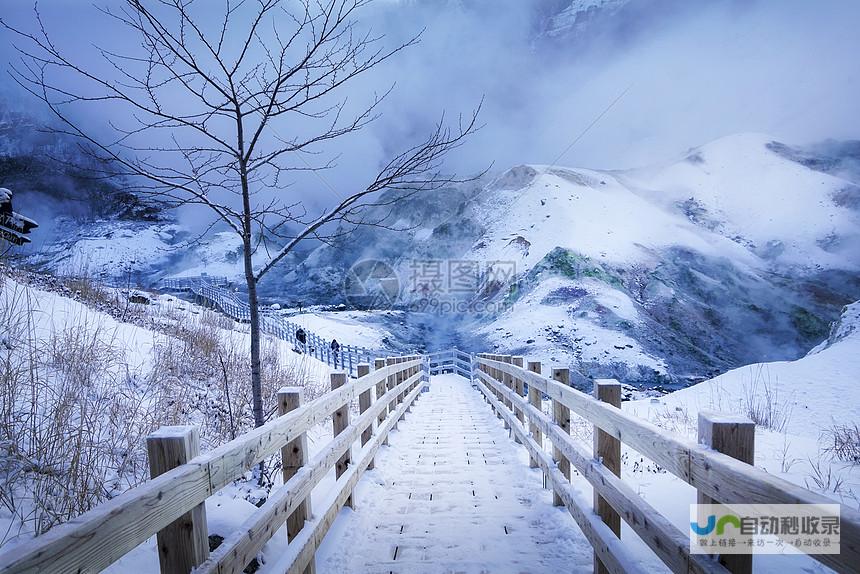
[2,0,480,428]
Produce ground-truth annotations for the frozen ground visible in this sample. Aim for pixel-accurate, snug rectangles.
[285,310,396,350]
[314,374,594,574]
[3,269,858,573]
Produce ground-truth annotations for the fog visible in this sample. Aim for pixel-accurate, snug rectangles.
[2,0,859,223]
[358,0,860,171]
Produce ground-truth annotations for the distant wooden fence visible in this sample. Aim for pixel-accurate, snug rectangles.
[473,354,860,574]
[0,356,426,574]
[427,348,471,378]
[161,276,378,376]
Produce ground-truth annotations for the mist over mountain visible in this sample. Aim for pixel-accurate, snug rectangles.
[260,133,860,387]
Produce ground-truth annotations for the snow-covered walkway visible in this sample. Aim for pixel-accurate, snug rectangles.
[315,374,593,573]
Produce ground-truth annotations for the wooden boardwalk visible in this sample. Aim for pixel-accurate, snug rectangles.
[315,374,592,573]
[4,351,858,574]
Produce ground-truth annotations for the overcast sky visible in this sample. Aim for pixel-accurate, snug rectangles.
[2,0,859,217]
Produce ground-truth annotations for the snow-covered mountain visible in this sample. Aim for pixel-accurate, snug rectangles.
[0,105,176,281]
[541,0,632,39]
[271,133,860,388]
[7,92,859,389]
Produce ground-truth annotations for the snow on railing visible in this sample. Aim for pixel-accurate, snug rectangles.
[0,357,427,574]
[161,276,380,376]
[471,353,860,574]
[427,348,472,379]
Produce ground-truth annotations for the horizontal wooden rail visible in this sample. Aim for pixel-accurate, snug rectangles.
[197,369,423,574]
[0,358,423,574]
[273,382,425,574]
[474,356,860,574]
[163,276,385,376]
[473,375,645,574]
[476,369,727,574]
[427,349,471,378]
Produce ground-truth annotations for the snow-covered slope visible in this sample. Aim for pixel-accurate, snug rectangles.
[459,135,859,385]
[621,133,860,270]
[612,301,860,574]
[275,134,860,388]
[472,133,858,280]
[466,163,758,271]
[637,299,860,436]
[0,271,337,550]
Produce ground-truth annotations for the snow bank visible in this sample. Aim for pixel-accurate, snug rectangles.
[635,300,860,436]
[287,310,394,349]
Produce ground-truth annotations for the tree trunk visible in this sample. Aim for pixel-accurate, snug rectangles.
[243,240,265,429]
[234,107,265,430]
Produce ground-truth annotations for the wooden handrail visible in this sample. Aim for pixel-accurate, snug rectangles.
[473,375,645,574]
[197,369,424,574]
[474,355,860,574]
[267,381,425,574]
[0,358,423,574]
[476,369,728,574]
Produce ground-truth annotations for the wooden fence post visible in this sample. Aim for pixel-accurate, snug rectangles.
[593,379,621,574]
[278,388,315,574]
[357,364,373,471]
[491,354,501,411]
[487,354,497,409]
[386,357,397,421]
[374,358,388,446]
[501,356,513,430]
[496,354,506,415]
[476,354,487,403]
[551,368,571,507]
[404,356,415,411]
[330,371,353,508]
[698,411,756,574]
[397,357,407,419]
[146,426,208,574]
[512,357,525,442]
[527,361,542,469]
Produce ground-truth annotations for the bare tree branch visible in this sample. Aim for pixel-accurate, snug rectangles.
[1,0,481,429]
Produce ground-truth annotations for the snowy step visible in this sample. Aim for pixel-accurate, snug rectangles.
[314,374,593,573]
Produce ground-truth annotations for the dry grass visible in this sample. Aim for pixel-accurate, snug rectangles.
[741,365,792,432]
[822,423,860,464]
[805,454,846,494]
[0,275,314,543]
[0,281,163,540]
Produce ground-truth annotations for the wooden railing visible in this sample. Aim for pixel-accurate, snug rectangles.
[427,348,471,378]
[161,276,380,376]
[0,356,426,574]
[473,354,860,574]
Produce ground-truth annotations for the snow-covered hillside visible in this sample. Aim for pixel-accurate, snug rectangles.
[269,133,859,388]
[611,300,860,573]
[464,134,859,385]
[475,133,858,273]
[622,133,860,270]
[635,299,860,437]
[0,271,336,549]
[13,132,860,389]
